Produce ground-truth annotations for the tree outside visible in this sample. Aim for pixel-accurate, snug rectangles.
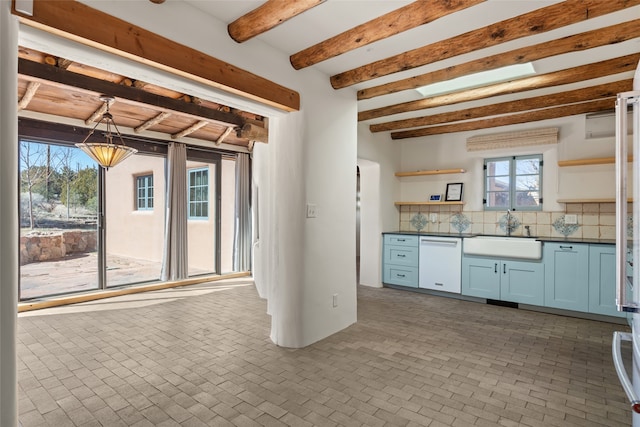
[20,140,98,231]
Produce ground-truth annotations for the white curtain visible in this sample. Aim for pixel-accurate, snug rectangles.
[233,153,252,271]
[161,142,188,281]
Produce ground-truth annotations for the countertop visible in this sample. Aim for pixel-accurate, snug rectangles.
[382,231,616,245]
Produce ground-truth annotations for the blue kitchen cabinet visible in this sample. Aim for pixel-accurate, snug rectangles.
[500,260,544,305]
[383,234,419,287]
[544,242,589,312]
[589,244,625,318]
[462,254,543,304]
[462,255,500,299]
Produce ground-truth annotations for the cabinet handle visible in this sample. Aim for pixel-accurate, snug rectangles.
[494,263,498,273]
[560,245,573,250]
[397,274,406,278]
[397,238,406,242]
[397,254,406,258]
[503,264,506,274]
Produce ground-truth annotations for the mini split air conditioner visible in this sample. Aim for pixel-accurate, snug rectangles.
[586,109,633,139]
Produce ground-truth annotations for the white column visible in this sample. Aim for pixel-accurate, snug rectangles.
[0,1,19,426]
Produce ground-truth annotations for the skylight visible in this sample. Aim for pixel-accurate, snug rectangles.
[415,63,537,98]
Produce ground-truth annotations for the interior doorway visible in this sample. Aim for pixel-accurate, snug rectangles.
[356,159,382,288]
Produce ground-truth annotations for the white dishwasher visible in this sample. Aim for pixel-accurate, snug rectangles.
[419,236,462,293]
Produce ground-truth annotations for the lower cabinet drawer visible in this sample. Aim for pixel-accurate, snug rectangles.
[383,265,418,288]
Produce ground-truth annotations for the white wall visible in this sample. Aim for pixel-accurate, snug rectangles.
[394,114,625,212]
[59,0,359,347]
[357,123,401,287]
[1,3,19,425]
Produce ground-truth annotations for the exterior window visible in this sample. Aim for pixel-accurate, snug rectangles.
[188,167,209,219]
[484,155,542,211]
[136,174,153,210]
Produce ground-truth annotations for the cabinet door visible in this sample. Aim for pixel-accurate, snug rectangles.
[501,260,544,305]
[462,256,500,299]
[589,245,624,317]
[544,243,589,311]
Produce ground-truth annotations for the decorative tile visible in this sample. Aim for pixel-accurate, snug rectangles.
[450,213,471,233]
[410,213,427,231]
[498,213,521,234]
[628,215,633,238]
[552,215,580,237]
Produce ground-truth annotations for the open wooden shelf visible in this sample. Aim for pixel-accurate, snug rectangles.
[557,198,632,203]
[395,201,465,206]
[557,156,632,167]
[395,168,466,177]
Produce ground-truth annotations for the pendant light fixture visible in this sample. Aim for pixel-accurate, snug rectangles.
[76,95,137,169]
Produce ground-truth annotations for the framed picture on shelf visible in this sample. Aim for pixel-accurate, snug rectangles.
[445,183,463,202]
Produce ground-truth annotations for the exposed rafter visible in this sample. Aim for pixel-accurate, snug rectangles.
[172,120,209,139]
[371,80,632,133]
[358,18,640,101]
[12,0,300,111]
[84,100,111,125]
[331,0,640,89]
[135,112,172,133]
[229,0,325,43]
[17,81,40,111]
[216,126,235,146]
[290,0,483,70]
[359,53,640,122]
[237,123,269,144]
[18,58,247,128]
[390,99,614,139]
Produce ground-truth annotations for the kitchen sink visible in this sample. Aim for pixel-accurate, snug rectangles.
[463,235,542,260]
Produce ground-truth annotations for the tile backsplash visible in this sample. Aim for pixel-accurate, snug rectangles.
[399,203,630,240]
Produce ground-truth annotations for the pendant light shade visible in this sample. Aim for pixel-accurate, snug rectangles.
[76,95,137,169]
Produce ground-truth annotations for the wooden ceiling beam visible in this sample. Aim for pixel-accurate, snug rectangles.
[390,98,614,139]
[11,0,300,111]
[371,80,632,133]
[290,0,483,70]
[359,18,640,100]
[331,0,640,89]
[237,123,269,144]
[134,112,171,133]
[229,0,325,43]
[18,58,247,128]
[172,120,209,139]
[359,53,640,122]
[17,81,41,111]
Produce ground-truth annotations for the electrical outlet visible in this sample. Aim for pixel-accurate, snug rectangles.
[564,214,578,225]
[332,294,338,308]
[429,213,438,223]
[306,203,318,218]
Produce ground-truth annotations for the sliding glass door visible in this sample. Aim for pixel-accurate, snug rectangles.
[18,123,240,301]
[105,152,166,287]
[19,140,100,299]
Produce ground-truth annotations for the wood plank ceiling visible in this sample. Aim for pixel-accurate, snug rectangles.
[17,46,267,150]
[16,0,640,143]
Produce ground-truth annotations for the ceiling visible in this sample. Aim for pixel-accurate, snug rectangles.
[16,0,640,145]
